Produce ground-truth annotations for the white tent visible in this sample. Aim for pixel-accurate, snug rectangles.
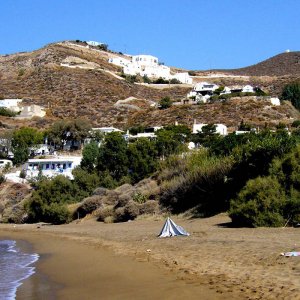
[158,217,190,238]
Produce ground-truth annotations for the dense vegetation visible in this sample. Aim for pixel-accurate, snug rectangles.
[4,105,300,227]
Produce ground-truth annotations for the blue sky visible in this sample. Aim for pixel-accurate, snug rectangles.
[1,0,299,70]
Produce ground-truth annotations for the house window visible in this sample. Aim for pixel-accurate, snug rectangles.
[51,164,55,169]
[68,163,72,168]
[46,164,50,169]
[63,163,66,169]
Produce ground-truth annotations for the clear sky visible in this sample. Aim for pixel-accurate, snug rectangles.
[1,0,299,70]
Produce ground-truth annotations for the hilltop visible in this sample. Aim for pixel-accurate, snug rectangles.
[225,51,300,76]
[0,42,299,130]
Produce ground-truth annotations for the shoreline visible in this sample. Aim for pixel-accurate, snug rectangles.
[1,214,300,299]
[0,227,226,300]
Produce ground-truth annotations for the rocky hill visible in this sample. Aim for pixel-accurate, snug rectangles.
[0,42,299,130]
[226,51,300,76]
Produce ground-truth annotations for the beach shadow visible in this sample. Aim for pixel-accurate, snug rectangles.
[216,221,241,228]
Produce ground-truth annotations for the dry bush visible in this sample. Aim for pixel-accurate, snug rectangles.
[115,194,132,207]
[76,195,103,218]
[114,207,126,222]
[95,205,114,221]
[0,202,5,214]
[124,200,140,219]
[92,187,108,196]
[115,183,134,195]
[134,179,160,198]
[2,203,27,224]
[104,215,115,223]
[103,190,120,205]
[139,200,160,215]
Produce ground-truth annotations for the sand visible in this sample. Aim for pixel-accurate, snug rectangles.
[1,214,300,300]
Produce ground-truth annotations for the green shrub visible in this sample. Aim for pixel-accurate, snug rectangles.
[159,97,172,109]
[169,78,181,84]
[292,120,300,128]
[44,203,71,224]
[133,192,147,204]
[0,108,17,117]
[229,176,287,227]
[19,169,26,179]
[160,150,233,215]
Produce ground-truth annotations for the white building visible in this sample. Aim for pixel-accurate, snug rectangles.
[186,82,219,103]
[29,144,51,156]
[86,41,103,47]
[92,127,123,134]
[0,99,23,112]
[242,85,254,93]
[24,157,82,180]
[0,159,12,168]
[220,86,231,95]
[170,72,193,84]
[192,123,228,136]
[108,57,131,67]
[109,54,192,84]
[17,105,46,119]
[270,97,281,106]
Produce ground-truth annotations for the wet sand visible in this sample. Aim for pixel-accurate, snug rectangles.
[1,214,300,299]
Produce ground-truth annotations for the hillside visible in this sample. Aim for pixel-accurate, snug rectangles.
[194,51,300,77]
[129,97,299,131]
[0,42,190,128]
[0,42,299,130]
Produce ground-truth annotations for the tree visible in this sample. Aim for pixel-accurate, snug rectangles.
[47,119,92,150]
[156,129,187,158]
[238,120,252,131]
[97,132,128,181]
[281,82,300,110]
[192,124,221,147]
[81,142,99,172]
[229,176,287,227]
[159,97,172,109]
[12,127,44,165]
[127,138,158,182]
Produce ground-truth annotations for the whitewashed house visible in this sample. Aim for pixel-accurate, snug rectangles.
[242,85,254,93]
[16,105,46,119]
[108,57,131,67]
[270,97,281,106]
[193,123,228,136]
[87,41,103,47]
[186,82,219,103]
[124,126,163,141]
[220,86,231,95]
[170,72,193,84]
[24,156,82,180]
[29,144,51,156]
[92,127,123,134]
[123,54,171,79]
[0,99,23,112]
[0,159,12,168]
[194,82,219,94]
[109,54,192,84]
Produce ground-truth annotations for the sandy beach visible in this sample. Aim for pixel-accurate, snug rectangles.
[1,214,300,300]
